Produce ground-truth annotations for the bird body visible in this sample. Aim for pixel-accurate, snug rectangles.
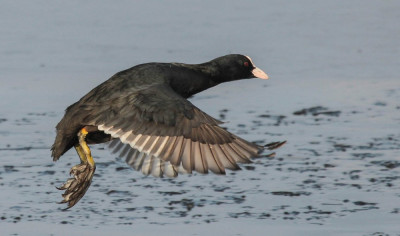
[51,54,283,208]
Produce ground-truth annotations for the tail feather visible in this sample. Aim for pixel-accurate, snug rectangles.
[51,131,76,161]
[52,101,82,161]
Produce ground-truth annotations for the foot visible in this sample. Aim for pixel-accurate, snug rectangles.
[57,163,96,209]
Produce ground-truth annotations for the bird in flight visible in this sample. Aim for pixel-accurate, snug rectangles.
[51,54,286,208]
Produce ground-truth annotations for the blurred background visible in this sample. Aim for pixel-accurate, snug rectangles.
[0,1,399,235]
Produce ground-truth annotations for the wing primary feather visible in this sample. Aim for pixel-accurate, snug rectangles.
[163,162,178,178]
[141,154,153,176]
[135,135,152,152]
[112,141,125,154]
[202,144,224,174]
[125,148,137,165]
[227,143,252,163]
[219,144,241,170]
[153,136,169,157]
[119,130,133,144]
[230,141,253,159]
[213,144,238,170]
[234,138,261,155]
[168,136,184,166]
[193,142,207,173]
[208,125,231,143]
[208,144,226,174]
[223,143,248,163]
[201,125,218,143]
[133,152,146,170]
[151,157,162,177]
[109,139,119,149]
[158,136,177,161]
[198,143,209,173]
[181,138,193,173]
[114,129,127,138]
[125,132,138,143]
[119,143,131,158]
[126,149,140,167]
[194,125,206,144]
[142,135,160,154]
[177,164,189,174]
[128,134,143,148]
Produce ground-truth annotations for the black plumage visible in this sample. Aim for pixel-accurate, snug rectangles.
[52,54,285,207]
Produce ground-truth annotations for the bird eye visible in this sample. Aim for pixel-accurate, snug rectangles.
[243,61,249,67]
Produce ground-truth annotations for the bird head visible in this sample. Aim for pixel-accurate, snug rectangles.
[211,54,269,82]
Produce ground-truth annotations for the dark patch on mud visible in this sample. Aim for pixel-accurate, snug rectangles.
[258,114,287,126]
[218,109,229,120]
[271,191,311,197]
[370,160,400,169]
[38,170,55,176]
[353,201,377,206]
[293,106,341,117]
[4,165,18,173]
[158,191,187,196]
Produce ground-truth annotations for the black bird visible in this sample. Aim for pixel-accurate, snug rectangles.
[51,54,285,208]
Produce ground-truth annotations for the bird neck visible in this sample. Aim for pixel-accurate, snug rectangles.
[168,63,222,98]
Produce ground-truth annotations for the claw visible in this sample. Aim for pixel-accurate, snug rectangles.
[58,163,96,209]
[69,164,87,176]
[56,178,74,190]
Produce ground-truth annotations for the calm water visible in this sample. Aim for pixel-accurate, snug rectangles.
[1,1,399,235]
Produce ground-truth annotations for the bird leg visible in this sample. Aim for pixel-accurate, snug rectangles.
[57,127,96,209]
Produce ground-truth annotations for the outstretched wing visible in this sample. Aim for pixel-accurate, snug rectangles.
[86,83,262,177]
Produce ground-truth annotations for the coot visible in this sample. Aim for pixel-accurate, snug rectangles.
[52,54,285,208]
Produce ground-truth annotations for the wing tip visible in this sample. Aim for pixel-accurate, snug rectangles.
[264,141,287,150]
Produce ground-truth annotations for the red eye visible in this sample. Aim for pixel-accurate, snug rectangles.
[244,61,249,67]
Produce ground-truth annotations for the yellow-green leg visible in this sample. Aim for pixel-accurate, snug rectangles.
[58,128,96,209]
